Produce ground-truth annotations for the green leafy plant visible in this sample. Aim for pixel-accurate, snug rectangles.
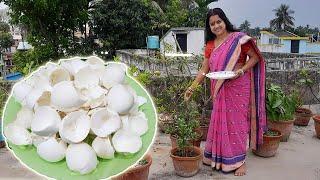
[290,89,303,110]
[165,101,201,157]
[297,68,320,103]
[128,65,152,86]
[266,84,298,121]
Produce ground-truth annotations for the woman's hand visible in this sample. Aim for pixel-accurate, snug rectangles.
[232,69,244,79]
[184,87,194,101]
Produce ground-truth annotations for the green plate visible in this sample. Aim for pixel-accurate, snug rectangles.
[2,76,157,180]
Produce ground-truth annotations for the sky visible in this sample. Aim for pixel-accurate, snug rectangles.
[1,1,319,29]
[209,0,320,28]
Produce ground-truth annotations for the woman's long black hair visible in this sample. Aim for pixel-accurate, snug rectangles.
[205,8,237,43]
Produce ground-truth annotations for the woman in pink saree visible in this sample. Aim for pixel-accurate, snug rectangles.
[184,8,266,176]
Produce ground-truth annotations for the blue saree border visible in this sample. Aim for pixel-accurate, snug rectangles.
[204,151,246,165]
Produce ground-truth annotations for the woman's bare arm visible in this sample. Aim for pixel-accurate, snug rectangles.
[190,57,210,88]
[184,57,210,101]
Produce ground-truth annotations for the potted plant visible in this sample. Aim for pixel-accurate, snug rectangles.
[169,117,202,177]
[252,129,282,157]
[165,101,202,148]
[294,70,315,126]
[312,115,320,138]
[112,153,152,180]
[192,79,211,141]
[294,105,313,126]
[155,78,190,133]
[266,84,298,142]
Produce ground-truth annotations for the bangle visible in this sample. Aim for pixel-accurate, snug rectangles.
[190,82,199,89]
[188,87,194,92]
[239,69,244,76]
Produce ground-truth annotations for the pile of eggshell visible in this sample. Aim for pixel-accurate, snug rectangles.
[4,56,149,175]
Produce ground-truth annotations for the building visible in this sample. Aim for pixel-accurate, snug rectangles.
[258,30,320,54]
[0,52,14,78]
[160,27,205,55]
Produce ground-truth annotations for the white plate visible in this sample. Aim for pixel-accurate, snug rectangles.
[205,71,236,79]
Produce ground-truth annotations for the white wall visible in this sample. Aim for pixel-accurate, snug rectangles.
[260,33,271,44]
[257,44,284,53]
[160,29,205,55]
[160,31,176,54]
[306,42,320,54]
[187,30,205,55]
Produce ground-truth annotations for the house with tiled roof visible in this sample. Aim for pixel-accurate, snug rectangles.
[257,30,320,54]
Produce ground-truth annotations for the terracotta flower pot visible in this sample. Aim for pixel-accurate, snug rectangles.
[267,119,294,142]
[170,129,202,149]
[112,154,152,180]
[313,115,320,139]
[199,125,209,141]
[294,107,313,126]
[252,129,282,157]
[170,146,202,177]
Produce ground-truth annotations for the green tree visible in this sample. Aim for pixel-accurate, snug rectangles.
[91,0,160,52]
[239,20,251,33]
[2,0,91,61]
[270,4,295,31]
[0,32,13,51]
[294,25,319,37]
[250,27,261,37]
[0,21,12,51]
[165,0,188,27]
[184,0,218,27]
[0,21,10,33]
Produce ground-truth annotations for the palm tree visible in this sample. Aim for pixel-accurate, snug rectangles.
[270,4,295,31]
[239,20,251,33]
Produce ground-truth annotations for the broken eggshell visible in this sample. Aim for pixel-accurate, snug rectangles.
[37,137,67,162]
[50,81,87,112]
[101,63,126,89]
[90,108,121,137]
[74,66,100,89]
[92,136,115,159]
[14,107,34,129]
[60,59,88,76]
[12,80,33,103]
[66,143,98,175]
[31,106,61,136]
[4,122,33,146]
[49,68,71,86]
[106,84,134,115]
[111,129,142,154]
[59,110,90,144]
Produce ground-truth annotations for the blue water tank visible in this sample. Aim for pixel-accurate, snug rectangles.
[5,72,23,81]
[146,36,160,49]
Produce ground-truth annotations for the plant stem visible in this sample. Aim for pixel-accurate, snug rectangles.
[308,84,320,103]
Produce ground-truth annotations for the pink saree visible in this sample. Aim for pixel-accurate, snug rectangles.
[204,32,267,172]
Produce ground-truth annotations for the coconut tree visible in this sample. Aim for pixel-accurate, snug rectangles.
[270,4,295,31]
[239,20,251,33]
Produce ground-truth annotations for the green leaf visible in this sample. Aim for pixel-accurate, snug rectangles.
[272,99,282,108]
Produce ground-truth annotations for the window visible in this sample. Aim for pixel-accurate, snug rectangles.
[269,38,280,44]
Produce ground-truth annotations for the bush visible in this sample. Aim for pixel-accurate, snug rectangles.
[266,84,298,121]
